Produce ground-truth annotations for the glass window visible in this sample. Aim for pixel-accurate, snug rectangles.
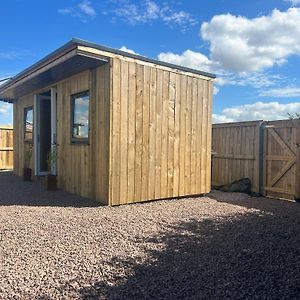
[24,106,33,142]
[71,91,89,142]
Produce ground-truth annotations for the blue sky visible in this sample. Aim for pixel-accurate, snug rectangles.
[1,0,300,124]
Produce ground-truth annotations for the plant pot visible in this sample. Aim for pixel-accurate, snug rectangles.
[23,168,32,181]
[45,175,57,191]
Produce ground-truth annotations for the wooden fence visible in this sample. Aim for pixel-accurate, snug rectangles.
[0,126,13,169]
[212,121,262,193]
[212,119,300,201]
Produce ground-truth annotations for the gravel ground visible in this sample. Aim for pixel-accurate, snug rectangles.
[0,172,300,299]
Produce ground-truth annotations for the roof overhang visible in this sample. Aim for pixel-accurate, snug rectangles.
[0,38,216,103]
[0,44,108,103]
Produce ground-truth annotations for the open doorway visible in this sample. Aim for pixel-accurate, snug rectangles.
[34,88,57,176]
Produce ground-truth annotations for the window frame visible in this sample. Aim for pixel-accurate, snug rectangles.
[70,91,90,144]
[24,106,34,143]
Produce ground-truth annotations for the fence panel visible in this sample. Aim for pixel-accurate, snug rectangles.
[0,126,13,169]
[212,121,262,193]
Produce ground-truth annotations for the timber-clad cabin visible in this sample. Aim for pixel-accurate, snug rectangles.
[0,38,215,205]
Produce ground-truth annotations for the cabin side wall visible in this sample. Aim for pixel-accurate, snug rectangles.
[109,57,213,205]
[13,64,110,204]
[13,95,34,176]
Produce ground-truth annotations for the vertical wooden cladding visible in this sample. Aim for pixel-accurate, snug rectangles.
[13,54,213,206]
[0,127,13,169]
[212,121,262,193]
[13,95,34,176]
[14,64,110,204]
[57,65,110,203]
[109,57,213,205]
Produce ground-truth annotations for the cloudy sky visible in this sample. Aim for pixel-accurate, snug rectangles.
[1,0,300,124]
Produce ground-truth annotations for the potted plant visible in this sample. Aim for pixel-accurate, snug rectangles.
[23,145,33,181]
[45,147,57,191]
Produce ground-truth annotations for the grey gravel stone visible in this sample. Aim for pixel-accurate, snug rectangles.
[0,172,299,299]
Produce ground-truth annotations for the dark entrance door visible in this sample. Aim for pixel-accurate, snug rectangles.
[37,94,51,174]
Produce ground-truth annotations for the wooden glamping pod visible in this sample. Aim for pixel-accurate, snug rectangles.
[0,39,215,205]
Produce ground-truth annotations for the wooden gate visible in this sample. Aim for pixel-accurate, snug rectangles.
[263,120,300,200]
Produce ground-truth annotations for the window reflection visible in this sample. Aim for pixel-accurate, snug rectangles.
[72,92,89,140]
[24,107,33,141]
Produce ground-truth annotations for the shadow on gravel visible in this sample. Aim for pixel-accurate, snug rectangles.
[210,190,300,216]
[78,208,300,299]
[0,171,100,207]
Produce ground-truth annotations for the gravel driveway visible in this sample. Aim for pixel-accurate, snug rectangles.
[0,171,300,299]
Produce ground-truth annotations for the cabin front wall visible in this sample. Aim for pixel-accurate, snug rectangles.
[13,64,110,204]
[109,57,213,206]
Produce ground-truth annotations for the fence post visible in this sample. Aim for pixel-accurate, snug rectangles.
[254,121,263,194]
[295,120,300,202]
[260,121,268,196]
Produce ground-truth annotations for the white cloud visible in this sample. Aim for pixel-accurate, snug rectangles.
[158,49,214,73]
[259,86,300,97]
[201,8,300,73]
[79,0,96,17]
[285,0,300,6]
[212,114,234,124]
[0,50,31,60]
[0,102,12,116]
[112,0,196,30]
[119,46,138,55]
[157,48,284,95]
[59,0,96,22]
[213,87,219,95]
[213,101,300,123]
[0,51,22,60]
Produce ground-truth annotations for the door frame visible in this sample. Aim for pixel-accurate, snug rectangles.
[34,88,57,176]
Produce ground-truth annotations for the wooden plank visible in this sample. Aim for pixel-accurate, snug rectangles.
[127,62,137,203]
[154,69,163,199]
[184,76,192,195]
[196,80,203,192]
[190,77,197,194]
[206,80,213,192]
[253,122,261,193]
[167,72,176,197]
[148,67,157,199]
[134,63,144,202]
[141,66,150,201]
[119,60,129,204]
[214,154,256,160]
[173,73,181,197]
[111,59,121,205]
[200,80,208,191]
[160,70,169,198]
[266,155,295,161]
[178,75,187,196]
